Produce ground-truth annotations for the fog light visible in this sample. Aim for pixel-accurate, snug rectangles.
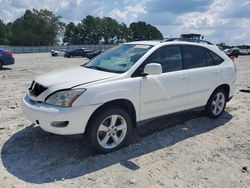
[50,121,69,128]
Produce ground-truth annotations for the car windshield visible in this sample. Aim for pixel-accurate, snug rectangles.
[83,44,152,73]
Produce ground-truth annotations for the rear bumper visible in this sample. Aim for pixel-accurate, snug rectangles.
[229,82,236,99]
[22,95,100,135]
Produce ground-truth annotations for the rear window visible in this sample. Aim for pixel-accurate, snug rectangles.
[209,50,224,65]
[182,45,223,69]
[182,45,209,68]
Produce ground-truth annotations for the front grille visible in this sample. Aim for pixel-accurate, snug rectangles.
[29,81,47,97]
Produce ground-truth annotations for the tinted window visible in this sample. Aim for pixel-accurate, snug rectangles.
[209,51,224,65]
[204,49,215,66]
[146,46,183,73]
[182,45,215,68]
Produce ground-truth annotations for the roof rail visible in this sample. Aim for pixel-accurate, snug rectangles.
[164,38,214,45]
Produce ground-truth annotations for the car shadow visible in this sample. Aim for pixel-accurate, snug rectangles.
[1,110,233,184]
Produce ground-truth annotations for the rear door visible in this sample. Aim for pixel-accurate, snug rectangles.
[139,45,189,120]
[181,45,221,108]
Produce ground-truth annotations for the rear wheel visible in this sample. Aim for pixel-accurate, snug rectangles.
[205,89,227,118]
[0,61,2,69]
[86,105,132,153]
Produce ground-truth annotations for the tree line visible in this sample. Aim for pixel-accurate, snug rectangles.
[0,9,163,46]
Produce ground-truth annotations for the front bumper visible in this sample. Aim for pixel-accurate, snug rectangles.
[22,95,100,135]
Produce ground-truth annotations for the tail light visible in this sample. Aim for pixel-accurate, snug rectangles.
[3,51,12,57]
[229,56,235,61]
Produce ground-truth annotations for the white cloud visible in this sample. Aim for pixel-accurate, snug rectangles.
[108,4,146,23]
[154,0,250,45]
[242,1,250,6]
[0,0,250,44]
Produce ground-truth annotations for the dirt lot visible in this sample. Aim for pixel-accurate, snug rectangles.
[0,53,250,188]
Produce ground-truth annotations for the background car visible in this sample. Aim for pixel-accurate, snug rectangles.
[224,48,240,57]
[0,48,14,69]
[64,48,93,58]
[85,50,104,59]
[51,49,66,57]
[240,49,248,55]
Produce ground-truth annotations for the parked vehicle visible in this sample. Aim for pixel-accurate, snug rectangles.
[22,40,236,153]
[86,50,103,59]
[64,48,93,58]
[239,49,249,55]
[0,48,14,69]
[224,48,240,57]
[51,49,66,56]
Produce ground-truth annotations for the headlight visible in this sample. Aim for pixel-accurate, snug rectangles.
[45,89,86,107]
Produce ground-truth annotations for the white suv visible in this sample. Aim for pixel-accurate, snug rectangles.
[22,41,236,153]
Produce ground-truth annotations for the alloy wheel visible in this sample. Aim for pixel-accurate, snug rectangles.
[97,115,127,149]
[211,92,225,115]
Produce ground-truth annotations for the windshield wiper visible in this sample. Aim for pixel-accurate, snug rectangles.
[82,65,124,74]
[83,65,103,70]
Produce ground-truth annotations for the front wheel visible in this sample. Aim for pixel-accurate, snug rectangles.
[205,89,227,118]
[86,106,132,153]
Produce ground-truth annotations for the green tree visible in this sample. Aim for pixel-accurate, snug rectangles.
[64,22,82,44]
[130,21,163,41]
[79,15,101,44]
[64,16,164,45]
[117,23,132,42]
[100,17,119,44]
[10,9,63,46]
[0,19,9,45]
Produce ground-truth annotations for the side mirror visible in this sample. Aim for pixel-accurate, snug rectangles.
[143,63,162,75]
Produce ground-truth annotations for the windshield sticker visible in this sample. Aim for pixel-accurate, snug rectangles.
[134,45,151,49]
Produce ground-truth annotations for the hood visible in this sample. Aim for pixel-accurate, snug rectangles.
[35,66,118,89]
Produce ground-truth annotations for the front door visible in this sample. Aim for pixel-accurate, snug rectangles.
[139,45,189,120]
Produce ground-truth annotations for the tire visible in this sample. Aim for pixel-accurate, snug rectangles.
[0,61,2,69]
[205,88,227,118]
[86,105,132,153]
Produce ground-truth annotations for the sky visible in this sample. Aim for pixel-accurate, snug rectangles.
[0,0,250,45]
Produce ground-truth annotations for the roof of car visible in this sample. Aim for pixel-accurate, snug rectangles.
[126,40,215,48]
[126,41,161,46]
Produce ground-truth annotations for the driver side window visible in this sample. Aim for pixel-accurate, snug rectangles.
[145,45,183,73]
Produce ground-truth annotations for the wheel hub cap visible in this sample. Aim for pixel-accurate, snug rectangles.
[97,114,127,149]
[211,92,225,115]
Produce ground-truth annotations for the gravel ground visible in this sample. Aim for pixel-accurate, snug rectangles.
[0,53,249,188]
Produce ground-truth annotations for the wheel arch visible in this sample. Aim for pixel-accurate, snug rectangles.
[85,99,137,134]
[210,84,230,102]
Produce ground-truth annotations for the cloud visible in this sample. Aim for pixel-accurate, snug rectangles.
[0,0,250,45]
[108,3,146,24]
[146,0,213,14]
[219,0,250,19]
